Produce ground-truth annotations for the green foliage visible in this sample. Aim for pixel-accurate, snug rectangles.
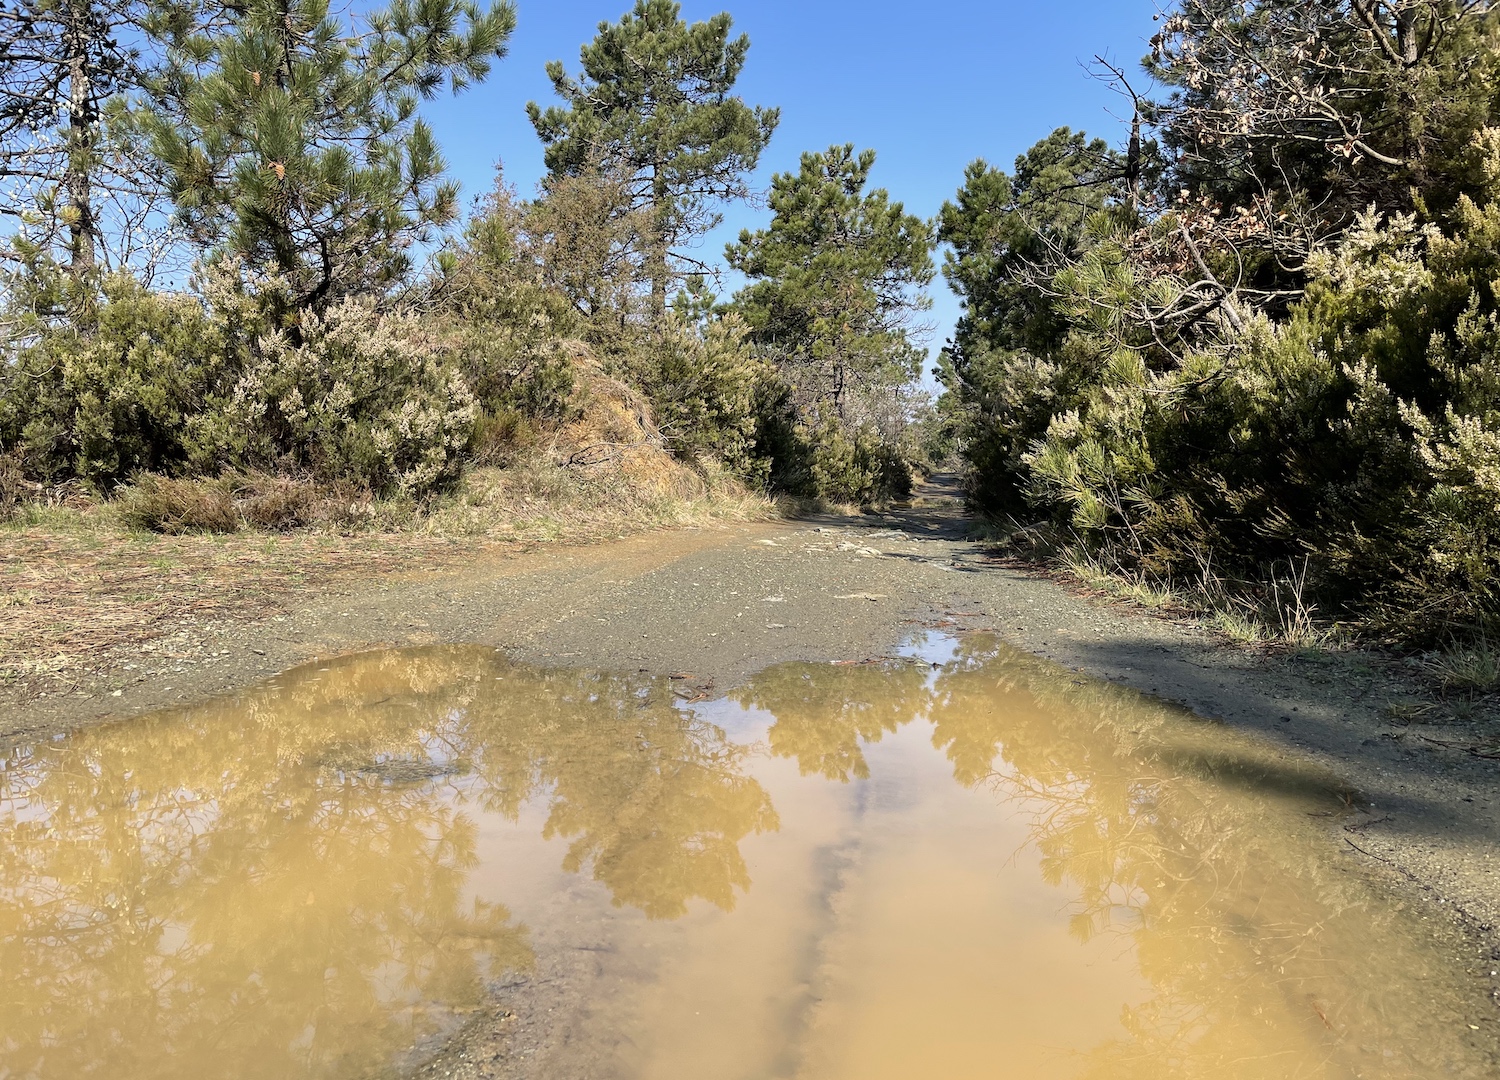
[940,129,1123,360]
[936,129,1124,512]
[727,144,933,418]
[1,267,474,499]
[143,0,516,308]
[724,143,932,504]
[429,180,582,419]
[1012,182,1500,638]
[747,399,913,505]
[1146,0,1500,226]
[942,5,1500,642]
[4,0,804,527]
[804,423,912,505]
[527,0,778,314]
[0,273,234,487]
[211,299,476,497]
[637,311,768,475]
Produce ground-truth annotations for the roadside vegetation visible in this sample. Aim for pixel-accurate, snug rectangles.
[938,1,1500,666]
[10,0,1500,688]
[0,0,939,555]
[0,0,949,686]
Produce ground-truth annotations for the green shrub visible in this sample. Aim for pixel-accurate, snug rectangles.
[1,274,235,488]
[629,313,768,475]
[1002,189,1500,640]
[194,299,476,499]
[808,423,913,504]
[756,414,913,505]
[1,267,478,502]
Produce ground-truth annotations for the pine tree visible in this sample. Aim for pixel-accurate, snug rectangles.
[143,0,515,310]
[726,144,933,421]
[0,0,199,277]
[938,128,1122,369]
[526,0,778,319]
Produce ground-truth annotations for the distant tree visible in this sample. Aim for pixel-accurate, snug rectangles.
[143,0,515,311]
[726,144,933,422]
[527,0,778,319]
[932,128,1126,513]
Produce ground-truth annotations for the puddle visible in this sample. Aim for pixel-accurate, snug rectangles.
[1,636,1494,1079]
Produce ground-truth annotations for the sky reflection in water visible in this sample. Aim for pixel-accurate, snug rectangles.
[0,636,1492,1079]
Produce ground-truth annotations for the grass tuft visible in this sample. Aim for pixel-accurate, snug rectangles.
[1427,639,1500,696]
[116,475,240,534]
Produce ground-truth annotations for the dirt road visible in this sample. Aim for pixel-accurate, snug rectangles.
[4,477,1499,1021]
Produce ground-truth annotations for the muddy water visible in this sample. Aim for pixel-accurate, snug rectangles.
[1,637,1494,1079]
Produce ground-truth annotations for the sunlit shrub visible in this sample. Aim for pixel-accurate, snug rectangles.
[194,298,475,499]
[1006,188,1500,639]
[1,274,236,488]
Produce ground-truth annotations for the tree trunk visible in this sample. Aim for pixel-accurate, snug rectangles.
[1395,6,1420,67]
[647,163,669,322]
[63,0,97,277]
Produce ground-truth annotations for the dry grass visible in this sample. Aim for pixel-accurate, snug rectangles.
[0,456,773,691]
[1056,546,1341,650]
[1427,639,1500,697]
[0,524,473,685]
[115,474,241,533]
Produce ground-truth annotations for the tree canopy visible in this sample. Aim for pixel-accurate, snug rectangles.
[142,0,516,310]
[527,0,778,316]
[727,144,933,422]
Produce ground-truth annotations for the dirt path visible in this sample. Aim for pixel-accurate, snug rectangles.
[4,476,1499,1023]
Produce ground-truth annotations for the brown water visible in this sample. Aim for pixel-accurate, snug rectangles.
[1,636,1494,1079]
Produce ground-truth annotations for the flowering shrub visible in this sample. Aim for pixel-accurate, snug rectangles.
[2,270,474,499]
[211,302,475,498]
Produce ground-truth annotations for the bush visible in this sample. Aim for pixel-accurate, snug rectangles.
[997,189,1500,640]
[807,423,913,504]
[192,298,476,499]
[627,312,769,475]
[1,274,235,488]
[756,412,913,505]
[1,267,479,502]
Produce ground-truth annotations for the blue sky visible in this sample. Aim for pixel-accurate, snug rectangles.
[421,0,1164,375]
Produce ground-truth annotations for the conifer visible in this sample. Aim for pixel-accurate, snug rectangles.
[527,0,778,319]
[726,144,933,422]
[143,0,515,310]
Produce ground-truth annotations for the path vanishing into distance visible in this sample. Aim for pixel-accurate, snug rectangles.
[3,477,1499,1076]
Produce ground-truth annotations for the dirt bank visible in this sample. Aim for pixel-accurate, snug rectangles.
[3,477,1498,1055]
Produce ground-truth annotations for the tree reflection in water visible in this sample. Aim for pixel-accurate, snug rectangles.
[0,638,1487,1079]
[739,636,1484,1079]
[0,647,775,1078]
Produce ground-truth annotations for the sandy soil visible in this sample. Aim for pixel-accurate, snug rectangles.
[4,477,1498,1072]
